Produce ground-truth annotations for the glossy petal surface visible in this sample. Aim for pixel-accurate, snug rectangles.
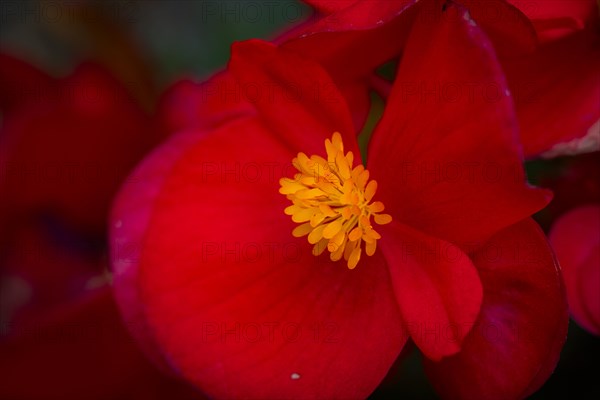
[380,222,483,361]
[130,119,406,399]
[368,1,549,247]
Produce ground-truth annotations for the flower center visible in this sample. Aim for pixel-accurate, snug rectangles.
[279,132,392,269]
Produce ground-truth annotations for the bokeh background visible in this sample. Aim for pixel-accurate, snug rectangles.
[0,0,598,398]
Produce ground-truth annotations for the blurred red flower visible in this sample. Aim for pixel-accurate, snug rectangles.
[0,288,202,400]
[0,54,200,399]
[111,3,567,399]
[0,54,163,234]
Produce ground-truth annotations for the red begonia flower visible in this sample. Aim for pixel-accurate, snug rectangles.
[549,205,600,336]
[0,54,161,234]
[293,0,600,157]
[0,288,202,400]
[111,3,566,399]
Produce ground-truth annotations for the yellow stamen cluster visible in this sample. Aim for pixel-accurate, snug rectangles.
[279,132,392,269]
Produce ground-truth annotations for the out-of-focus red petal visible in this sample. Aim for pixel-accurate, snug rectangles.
[157,72,255,134]
[229,39,357,157]
[114,117,406,399]
[550,205,600,335]
[380,222,483,361]
[0,62,157,232]
[0,53,55,112]
[424,219,568,399]
[502,30,600,157]
[368,0,550,248]
[508,0,599,41]
[0,288,201,400]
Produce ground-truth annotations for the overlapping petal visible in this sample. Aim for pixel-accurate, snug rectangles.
[292,0,536,78]
[368,1,550,247]
[380,222,483,361]
[424,219,568,399]
[297,0,599,158]
[107,5,571,399]
[229,40,357,157]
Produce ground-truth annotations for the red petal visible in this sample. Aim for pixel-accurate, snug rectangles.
[284,22,414,134]
[502,30,600,157]
[115,117,406,399]
[368,1,550,247]
[459,0,538,56]
[550,205,600,335]
[288,0,535,77]
[283,0,417,110]
[229,39,358,157]
[0,53,55,112]
[0,288,201,400]
[424,219,568,399]
[380,222,483,361]
[285,1,535,134]
[110,128,209,370]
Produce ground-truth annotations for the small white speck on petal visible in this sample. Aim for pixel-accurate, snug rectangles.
[291,373,301,380]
